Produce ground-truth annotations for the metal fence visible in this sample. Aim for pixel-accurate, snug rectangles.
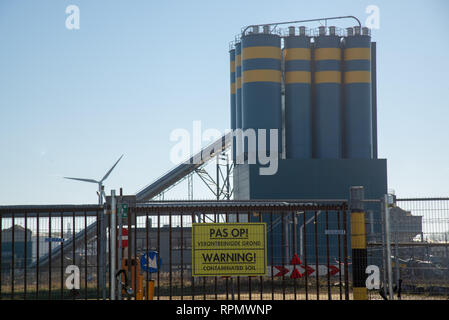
[387,198,449,299]
[0,205,103,300]
[132,201,350,300]
[3,198,447,300]
[0,201,353,300]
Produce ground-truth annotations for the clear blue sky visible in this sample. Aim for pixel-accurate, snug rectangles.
[0,0,448,204]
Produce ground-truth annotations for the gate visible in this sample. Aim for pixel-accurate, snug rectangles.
[127,201,350,300]
[1,200,353,300]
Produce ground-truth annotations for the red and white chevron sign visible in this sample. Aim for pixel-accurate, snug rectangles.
[267,264,345,278]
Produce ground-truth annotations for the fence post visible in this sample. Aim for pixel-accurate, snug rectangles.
[110,190,117,300]
[350,186,368,300]
[99,186,107,300]
[383,194,394,300]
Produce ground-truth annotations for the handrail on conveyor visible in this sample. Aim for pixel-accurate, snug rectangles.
[135,132,232,201]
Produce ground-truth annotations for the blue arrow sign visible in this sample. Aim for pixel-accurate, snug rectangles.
[140,251,161,273]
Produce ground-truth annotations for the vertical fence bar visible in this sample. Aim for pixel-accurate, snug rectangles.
[60,212,64,300]
[169,213,172,300]
[131,207,136,300]
[291,211,296,300]
[48,214,51,299]
[84,212,88,300]
[24,212,28,300]
[96,210,100,300]
[0,214,2,300]
[248,210,252,301]
[380,199,387,299]
[337,210,342,300]
[110,191,117,301]
[326,210,331,300]
[11,214,15,300]
[303,210,308,300]
[157,212,161,300]
[191,212,195,301]
[180,212,184,300]
[203,212,206,300]
[270,212,274,300]
[108,213,111,299]
[36,212,40,299]
[214,211,218,300]
[72,212,76,300]
[343,209,349,300]
[145,212,149,300]
[225,212,229,300]
[281,211,285,300]
[259,212,263,300]
[384,195,394,300]
[236,212,240,300]
[314,210,319,300]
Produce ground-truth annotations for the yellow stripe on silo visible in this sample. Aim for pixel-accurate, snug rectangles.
[344,71,371,84]
[314,71,341,84]
[236,77,242,89]
[242,70,281,83]
[285,71,311,84]
[242,46,281,60]
[344,48,371,61]
[314,48,341,61]
[350,212,367,249]
[231,82,236,94]
[230,61,235,72]
[236,55,241,67]
[285,48,311,61]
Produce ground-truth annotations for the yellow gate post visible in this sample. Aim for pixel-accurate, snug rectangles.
[146,280,155,300]
[350,186,368,300]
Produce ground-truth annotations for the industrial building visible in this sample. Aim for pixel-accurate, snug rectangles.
[229,23,387,264]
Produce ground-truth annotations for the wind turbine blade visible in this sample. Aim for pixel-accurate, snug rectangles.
[101,154,123,182]
[64,177,99,184]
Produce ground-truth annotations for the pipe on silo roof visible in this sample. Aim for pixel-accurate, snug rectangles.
[263,25,270,34]
[347,27,354,36]
[318,26,326,36]
[288,26,295,36]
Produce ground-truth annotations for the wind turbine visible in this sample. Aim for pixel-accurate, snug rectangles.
[64,155,124,204]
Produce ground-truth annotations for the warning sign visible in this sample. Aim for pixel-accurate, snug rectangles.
[192,223,267,276]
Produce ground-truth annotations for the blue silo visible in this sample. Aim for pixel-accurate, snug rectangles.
[241,28,282,159]
[313,26,343,159]
[284,27,312,159]
[343,27,373,158]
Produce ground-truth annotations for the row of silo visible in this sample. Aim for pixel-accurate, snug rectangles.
[229,25,373,160]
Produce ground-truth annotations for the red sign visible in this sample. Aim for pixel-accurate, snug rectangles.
[122,228,128,248]
[117,228,128,248]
